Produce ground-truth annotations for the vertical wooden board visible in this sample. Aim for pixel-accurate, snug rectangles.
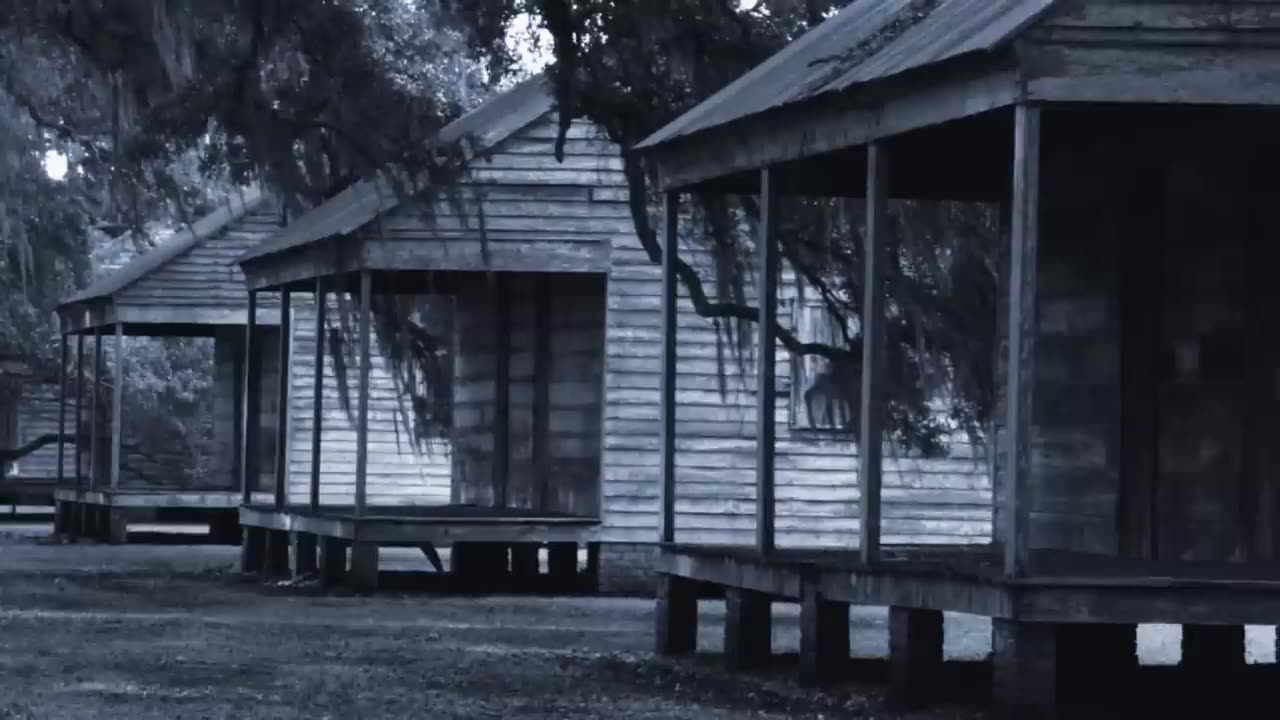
[757,167,778,554]
[210,329,241,491]
[492,273,512,508]
[310,281,325,510]
[355,270,372,515]
[859,142,888,565]
[109,325,124,489]
[659,193,679,542]
[533,274,552,509]
[55,332,68,485]
[1005,103,1041,577]
[242,292,261,502]
[89,328,103,490]
[74,333,84,487]
[274,292,292,508]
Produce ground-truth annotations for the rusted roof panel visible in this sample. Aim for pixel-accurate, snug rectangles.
[636,0,1052,150]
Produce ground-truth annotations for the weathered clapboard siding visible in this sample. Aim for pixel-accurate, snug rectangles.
[115,203,286,312]
[363,119,623,275]
[285,295,452,506]
[11,383,61,479]
[600,203,993,548]
[451,273,605,516]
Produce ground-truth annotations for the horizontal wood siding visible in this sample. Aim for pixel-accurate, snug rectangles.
[116,202,285,315]
[286,295,452,506]
[12,383,61,479]
[601,207,993,548]
[367,118,619,274]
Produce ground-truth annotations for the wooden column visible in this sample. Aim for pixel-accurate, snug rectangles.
[756,168,778,555]
[492,274,511,508]
[74,333,84,489]
[860,142,889,565]
[532,275,552,509]
[655,574,697,656]
[231,330,244,491]
[242,291,262,505]
[888,607,943,708]
[799,580,849,684]
[55,331,68,486]
[89,327,103,490]
[724,587,771,670]
[109,324,124,489]
[310,279,325,512]
[273,291,291,509]
[659,192,679,543]
[354,270,372,516]
[1005,102,1041,578]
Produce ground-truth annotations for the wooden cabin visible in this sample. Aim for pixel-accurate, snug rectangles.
[52,189,289,542]
[51,189,452,545]
[234,74,990,593]
[636,0,1280,713]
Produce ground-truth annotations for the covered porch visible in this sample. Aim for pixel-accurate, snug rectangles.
[236,198,608,592]
[52,191,281,544]
[635,0,1280,713]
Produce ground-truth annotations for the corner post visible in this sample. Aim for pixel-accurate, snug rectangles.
[860,142,889,565]
[89,326,103,490]
[274,290,291,509]
[110,323,124,489]
[310,277,325,512]
[1005,102,1041,578]
[354,270,372,516]
[492,273,511,508]
[757,168,778,554]
[55,329,68,486]
[659,191,680,544]
[74,333,84,489]
[242,290,262,505]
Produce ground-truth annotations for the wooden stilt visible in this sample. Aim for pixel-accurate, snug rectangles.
[349,542,379,592]
[655,574,697,656]
[725,587,771,671]
[888,607,943,708]
[290,532,318,578]
[799,581,849,685]
[319,536,347,587]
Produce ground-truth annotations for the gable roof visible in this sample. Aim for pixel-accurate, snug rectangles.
[61,186,267,308]
[237,73,556,264]
[635,0,1052,151]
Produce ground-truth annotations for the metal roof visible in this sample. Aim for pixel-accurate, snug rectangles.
[635,0,1052,151]
[238,73,556,264]
[60,186,266,308]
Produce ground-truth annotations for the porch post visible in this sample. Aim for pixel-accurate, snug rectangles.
[354,270,371,516]
[55,329,68,486]
[74,333,84,489]
[274,291,291,509]
[659,191,680,544]
[532,274,552,509]
[310,278,325,512]
[89,326,103,490]
[109,323,124,489]
[757,167,778,555]
[242,290,262,505]
[859,141,888,565]
[1005,102,1041,578]
[492,273,511,508]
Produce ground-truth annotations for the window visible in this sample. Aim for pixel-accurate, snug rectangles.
[789,297,858,432]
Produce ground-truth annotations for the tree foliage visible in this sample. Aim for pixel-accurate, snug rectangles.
[2,0,999,456]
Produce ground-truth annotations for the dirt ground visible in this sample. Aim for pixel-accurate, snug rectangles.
[0,523,1276,719]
